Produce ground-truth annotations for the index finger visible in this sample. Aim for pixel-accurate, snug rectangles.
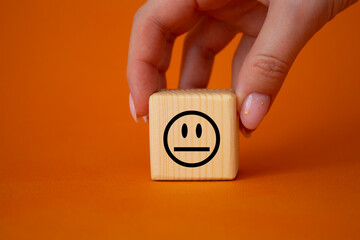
[127,0,200,119]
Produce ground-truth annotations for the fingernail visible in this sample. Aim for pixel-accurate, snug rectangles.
[240,93,270,130]
[129,93,139,122]
[143,115,149,124]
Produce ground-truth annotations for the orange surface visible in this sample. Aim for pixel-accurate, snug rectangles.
[1,0,360,239]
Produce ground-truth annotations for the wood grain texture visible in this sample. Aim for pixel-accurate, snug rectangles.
[149,89,239,180]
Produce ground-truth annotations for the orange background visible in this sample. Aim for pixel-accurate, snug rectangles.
[1,0,360,239]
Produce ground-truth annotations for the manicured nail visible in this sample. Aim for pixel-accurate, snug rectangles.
[240,93,270,130]
[143,115,149,124]
[129,93,139,122]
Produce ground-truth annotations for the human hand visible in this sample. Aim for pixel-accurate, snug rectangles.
[127,0,358,136]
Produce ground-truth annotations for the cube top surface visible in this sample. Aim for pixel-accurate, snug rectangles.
[150,88,236,99]
[149,89,239,181]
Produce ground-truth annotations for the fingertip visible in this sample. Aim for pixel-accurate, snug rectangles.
[239,120,253,138]
[241,127,253,138]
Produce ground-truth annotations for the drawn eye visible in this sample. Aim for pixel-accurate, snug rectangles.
[196,123,202,138]
[181,123,188,138]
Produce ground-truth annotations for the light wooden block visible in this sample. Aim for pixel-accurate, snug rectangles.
[149,89,239,180]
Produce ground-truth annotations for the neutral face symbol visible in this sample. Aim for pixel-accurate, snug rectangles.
[174,123,210,152]
[163,111,220,168]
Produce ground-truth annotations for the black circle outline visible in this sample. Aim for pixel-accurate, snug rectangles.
[163,110,220,168]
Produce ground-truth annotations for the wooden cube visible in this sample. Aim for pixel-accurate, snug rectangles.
[149,89,239,180]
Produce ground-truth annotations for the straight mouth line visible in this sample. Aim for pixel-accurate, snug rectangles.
[174,147,210,152]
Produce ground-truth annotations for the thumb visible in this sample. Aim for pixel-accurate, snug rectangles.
[235,1,318,131]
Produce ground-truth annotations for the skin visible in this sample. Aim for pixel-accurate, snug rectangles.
[127,0,358,136]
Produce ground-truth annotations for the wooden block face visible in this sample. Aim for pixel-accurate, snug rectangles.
[149,89,239,180]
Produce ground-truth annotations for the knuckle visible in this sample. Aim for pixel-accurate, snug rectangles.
[184,35,216,61]
[197,45,216,61]
[250,54,289,81]
[194,43,216,61]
